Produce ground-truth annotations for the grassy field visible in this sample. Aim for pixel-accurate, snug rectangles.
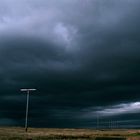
[0,127,140,140]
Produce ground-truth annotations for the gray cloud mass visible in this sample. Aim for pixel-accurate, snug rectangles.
[0,0,140,128]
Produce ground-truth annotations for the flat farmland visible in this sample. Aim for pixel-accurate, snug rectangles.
[0,127,140,140]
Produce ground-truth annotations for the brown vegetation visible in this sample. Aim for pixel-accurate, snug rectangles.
[0,127,139,140]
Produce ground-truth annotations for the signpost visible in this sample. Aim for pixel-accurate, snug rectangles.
[21,89,36,132]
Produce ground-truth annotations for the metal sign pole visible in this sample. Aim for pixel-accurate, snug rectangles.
[25,90,29,132]
[21,88,36,132]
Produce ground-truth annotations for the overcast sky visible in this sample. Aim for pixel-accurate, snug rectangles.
[0,0,140,128]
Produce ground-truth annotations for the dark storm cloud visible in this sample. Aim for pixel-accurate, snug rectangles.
[0,0,140,127]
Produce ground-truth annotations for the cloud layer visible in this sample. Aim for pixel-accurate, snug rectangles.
[0,0,140,128]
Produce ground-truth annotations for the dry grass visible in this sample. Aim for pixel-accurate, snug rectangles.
[0,127,139,139]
